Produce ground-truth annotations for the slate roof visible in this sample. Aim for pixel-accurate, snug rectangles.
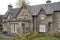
[30,2,60,15]
[0,15,3,19]
[3,8,21,18]
[3,2,60,18]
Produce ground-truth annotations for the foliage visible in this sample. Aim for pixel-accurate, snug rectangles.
[16,0,29,6]
[26,32,39,40]
[52,32,60,39]
[0,22,3,32]
[16,0,22,6]
[2,31,7,34]
[13,32,60,40]
[13,35,27,40]
[31,36,59,40]
[0,22,2,28]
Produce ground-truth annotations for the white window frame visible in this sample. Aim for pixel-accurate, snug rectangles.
[11,23,17,33]
[39,24,46,32]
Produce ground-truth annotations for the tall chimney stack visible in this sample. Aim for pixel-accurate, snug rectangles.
[8,4,13,11]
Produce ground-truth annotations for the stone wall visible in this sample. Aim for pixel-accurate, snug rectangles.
[16,7,33,34]
[35,14,54,32]
[53,12,60,32]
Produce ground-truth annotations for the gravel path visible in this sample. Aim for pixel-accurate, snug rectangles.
[0,34,14,38]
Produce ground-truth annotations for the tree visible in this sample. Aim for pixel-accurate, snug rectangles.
[16,0,30,7]
[0,22,3,32]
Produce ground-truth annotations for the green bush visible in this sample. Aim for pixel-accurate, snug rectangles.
[0,22,3,32]
[53,32,60,39]
[26,32,39,40]
[13,32,60,40]
[2,31,7,34]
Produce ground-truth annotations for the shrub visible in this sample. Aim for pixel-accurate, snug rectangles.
[25,32,38,40]
[53,32,60,39]
[13,32,60,40]
[20,35,27,40]
[2,31,7,34]
[0,22,3,32]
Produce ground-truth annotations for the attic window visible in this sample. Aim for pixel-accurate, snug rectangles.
[21,12,28,17]
[39,14,46,20]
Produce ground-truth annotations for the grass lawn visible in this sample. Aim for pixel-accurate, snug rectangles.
[0,37,13,40]
[0,32,60,40]
[31,36,60,40]
[0,36,60,40]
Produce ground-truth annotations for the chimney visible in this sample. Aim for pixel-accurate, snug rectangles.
[46,0,51,3]
[8,4,13,11]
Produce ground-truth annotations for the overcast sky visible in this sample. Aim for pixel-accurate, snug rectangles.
[0,0,60,15]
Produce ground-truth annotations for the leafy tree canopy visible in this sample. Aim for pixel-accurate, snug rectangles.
[0,22,2,28]
[16,0,30,7]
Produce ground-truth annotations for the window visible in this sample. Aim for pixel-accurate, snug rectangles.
[10,23,17,33]
[39,24,46,32]
[39,14,46,20]
[11,23,14,33]
[21,12,28,17]
[21,12,28,20]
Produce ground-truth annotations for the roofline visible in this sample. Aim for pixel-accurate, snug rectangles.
[54,10,60,12]
[15,5,25,18]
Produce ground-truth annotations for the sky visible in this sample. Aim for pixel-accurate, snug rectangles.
[0,0,60,15]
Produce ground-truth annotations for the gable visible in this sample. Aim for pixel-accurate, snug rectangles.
[38,8,46,15]
[38,8,46,21]
[3,2,60,19]
[16,5,32,20]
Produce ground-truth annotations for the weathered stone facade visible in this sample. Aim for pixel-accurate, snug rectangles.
[2,0,60,35]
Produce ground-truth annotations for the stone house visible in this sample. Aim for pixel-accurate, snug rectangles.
[2,0,60,34]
